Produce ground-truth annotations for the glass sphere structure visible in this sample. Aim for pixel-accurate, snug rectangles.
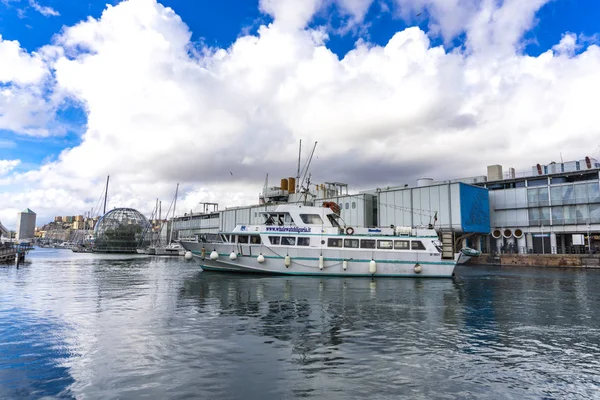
[93,208,150,253]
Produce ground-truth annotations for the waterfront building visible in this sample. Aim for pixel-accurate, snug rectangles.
[16,208,36,240]
[169,156,598,256]
[477,157,600,254]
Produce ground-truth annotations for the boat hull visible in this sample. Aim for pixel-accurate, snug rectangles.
[181,241,456,278]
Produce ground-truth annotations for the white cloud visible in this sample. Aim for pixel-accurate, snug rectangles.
[0,159,20,175]
[29,0,59,17]
[0,35,58,135]
[1,0,600,228]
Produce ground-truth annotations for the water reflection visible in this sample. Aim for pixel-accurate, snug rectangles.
[1,250,600,399]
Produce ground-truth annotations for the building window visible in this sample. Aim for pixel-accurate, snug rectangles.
[344,239,359,248]
[328,238,343,248]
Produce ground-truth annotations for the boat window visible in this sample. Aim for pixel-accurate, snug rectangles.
[345,202,349,209]
[284,214,293,224]
[265,215,275,225]
[360,239,376,249]
[377,240,393,249]
[278,215,284,226]
[238,235,249,244]
[328,238,343,248]
[327,214,341,227]
[411,241,426,250]
[250,235,261,245]
[297,237,310,246]
[352,202,356,209]
[282,236,296,246]
[394,240,410,250]
[344,239,359,248]
[300,214,324,224]
[268,236,280,245]
[220,234,228,242]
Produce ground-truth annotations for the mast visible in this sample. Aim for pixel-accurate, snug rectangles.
[103,175,110,215]
[168,183,179,245]
[296,139,302,193]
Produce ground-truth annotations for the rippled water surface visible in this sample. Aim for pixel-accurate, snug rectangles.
[1,249,600,399]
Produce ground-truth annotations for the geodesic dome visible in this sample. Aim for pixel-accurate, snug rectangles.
[94,208,151,253]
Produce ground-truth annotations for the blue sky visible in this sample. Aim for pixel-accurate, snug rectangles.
[1,0,599,171]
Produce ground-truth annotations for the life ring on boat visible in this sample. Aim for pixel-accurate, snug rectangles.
[346,227,354,235]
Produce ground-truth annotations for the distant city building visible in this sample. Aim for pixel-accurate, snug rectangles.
[16,208,36,240]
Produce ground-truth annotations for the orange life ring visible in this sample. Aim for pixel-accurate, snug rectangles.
[346,227,354,235]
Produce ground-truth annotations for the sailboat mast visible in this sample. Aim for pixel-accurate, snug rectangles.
[103,175,110,215]
[169,183,179,244]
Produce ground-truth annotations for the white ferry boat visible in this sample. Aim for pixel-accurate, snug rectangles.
[180,203,460,278]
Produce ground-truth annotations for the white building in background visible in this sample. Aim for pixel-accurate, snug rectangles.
[16,208,36,240]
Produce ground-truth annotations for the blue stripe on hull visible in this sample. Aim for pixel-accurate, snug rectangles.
[192,251,455,266]
[199,265,453,278]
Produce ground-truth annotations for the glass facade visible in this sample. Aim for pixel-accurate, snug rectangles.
[94,208,151,253]
[527,181,600,225]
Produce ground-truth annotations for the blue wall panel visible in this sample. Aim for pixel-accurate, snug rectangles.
[459,183,490,233]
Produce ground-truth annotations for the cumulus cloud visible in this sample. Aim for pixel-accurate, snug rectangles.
[0,35,58,136]
[0,159,20,175]
[1,0,600,228]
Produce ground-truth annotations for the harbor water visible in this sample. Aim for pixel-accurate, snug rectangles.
[1,249,599,399]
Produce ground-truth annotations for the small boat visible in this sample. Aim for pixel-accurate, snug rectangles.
[179,203,458,278]
[456,247,481,265]
[147,242,185,256]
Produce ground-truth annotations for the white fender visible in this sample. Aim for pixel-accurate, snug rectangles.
[184,251,193,260]
[319,255,324,270]
[284,255,291,267]
[369,259,377,274]
[414,263,422,274]
[210,250,219,260]
[229,252,237,260]
[257,254,265,263]
[342,260,348,271]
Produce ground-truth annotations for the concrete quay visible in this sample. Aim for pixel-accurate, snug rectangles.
[470,254,600,268]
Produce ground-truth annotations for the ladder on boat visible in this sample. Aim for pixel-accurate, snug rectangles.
[440,229,455,260]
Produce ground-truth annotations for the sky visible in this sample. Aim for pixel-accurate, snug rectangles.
[1,0,600,229]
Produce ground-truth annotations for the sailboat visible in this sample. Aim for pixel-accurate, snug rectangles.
[147,184,185,256]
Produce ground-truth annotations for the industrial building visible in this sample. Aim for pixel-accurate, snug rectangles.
[478,157,600,254]
[169,156,599,256]
[171,178,491,254]
[16,208,36,240]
